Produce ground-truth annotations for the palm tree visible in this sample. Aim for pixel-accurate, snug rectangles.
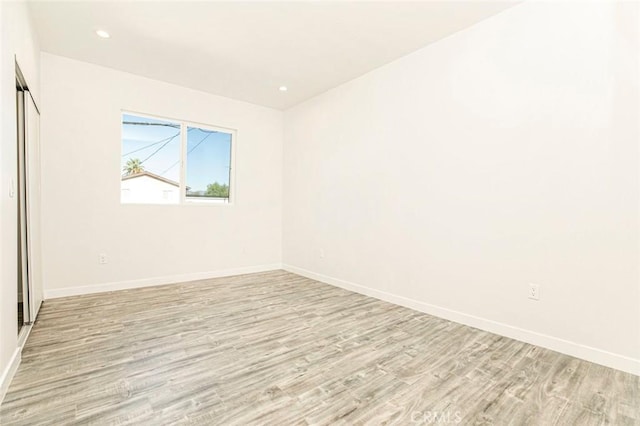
[123,158,144,175]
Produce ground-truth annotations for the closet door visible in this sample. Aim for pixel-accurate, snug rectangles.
[17,86,30,326]
[25,91,43,320]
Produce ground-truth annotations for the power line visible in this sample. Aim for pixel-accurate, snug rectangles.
[122,125,223,176]
[122,132,179,157]
[160,161,179,176]
[123,121,179,128]
[159,131,215,175]
[122,128,198,158]
[139,133,180,165]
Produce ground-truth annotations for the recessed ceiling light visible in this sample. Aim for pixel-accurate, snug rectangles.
[96,30,110,39]
[279,86,288,92]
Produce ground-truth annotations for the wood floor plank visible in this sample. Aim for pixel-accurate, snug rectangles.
[1,270,637,425]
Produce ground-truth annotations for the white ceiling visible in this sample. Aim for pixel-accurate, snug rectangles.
[29,1,514,110]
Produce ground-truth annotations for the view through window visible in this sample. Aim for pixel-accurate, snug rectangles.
[121,113,233,204]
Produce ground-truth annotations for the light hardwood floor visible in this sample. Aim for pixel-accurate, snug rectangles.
[1,270,638,425]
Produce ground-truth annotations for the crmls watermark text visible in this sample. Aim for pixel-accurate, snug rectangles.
[411,410,463,424]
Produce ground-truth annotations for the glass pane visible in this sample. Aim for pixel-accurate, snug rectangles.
[121,114,181,204]
[185,126,232,202]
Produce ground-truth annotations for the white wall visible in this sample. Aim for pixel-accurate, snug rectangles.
[283,1,640,374]
[40,53,283,297]
[0,0,41,400]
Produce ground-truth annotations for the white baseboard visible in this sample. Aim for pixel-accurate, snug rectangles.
[0,348,21,405]
[283,264,640,376]
[44,264,283,299]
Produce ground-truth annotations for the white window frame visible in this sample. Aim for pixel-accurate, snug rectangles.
[121,110,237,206]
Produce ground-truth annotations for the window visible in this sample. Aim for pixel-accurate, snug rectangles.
[121,112,234,204]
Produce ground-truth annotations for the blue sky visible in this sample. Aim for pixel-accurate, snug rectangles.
[121,114,231,192]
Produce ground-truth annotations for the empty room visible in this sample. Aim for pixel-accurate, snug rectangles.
[0,0,638,424]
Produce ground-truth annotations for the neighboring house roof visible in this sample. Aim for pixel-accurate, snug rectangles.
[121,171,179,187]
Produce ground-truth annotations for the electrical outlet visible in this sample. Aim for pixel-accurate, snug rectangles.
[528,283,540,301]
[319,249,325,259]
[99,253,108,265]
